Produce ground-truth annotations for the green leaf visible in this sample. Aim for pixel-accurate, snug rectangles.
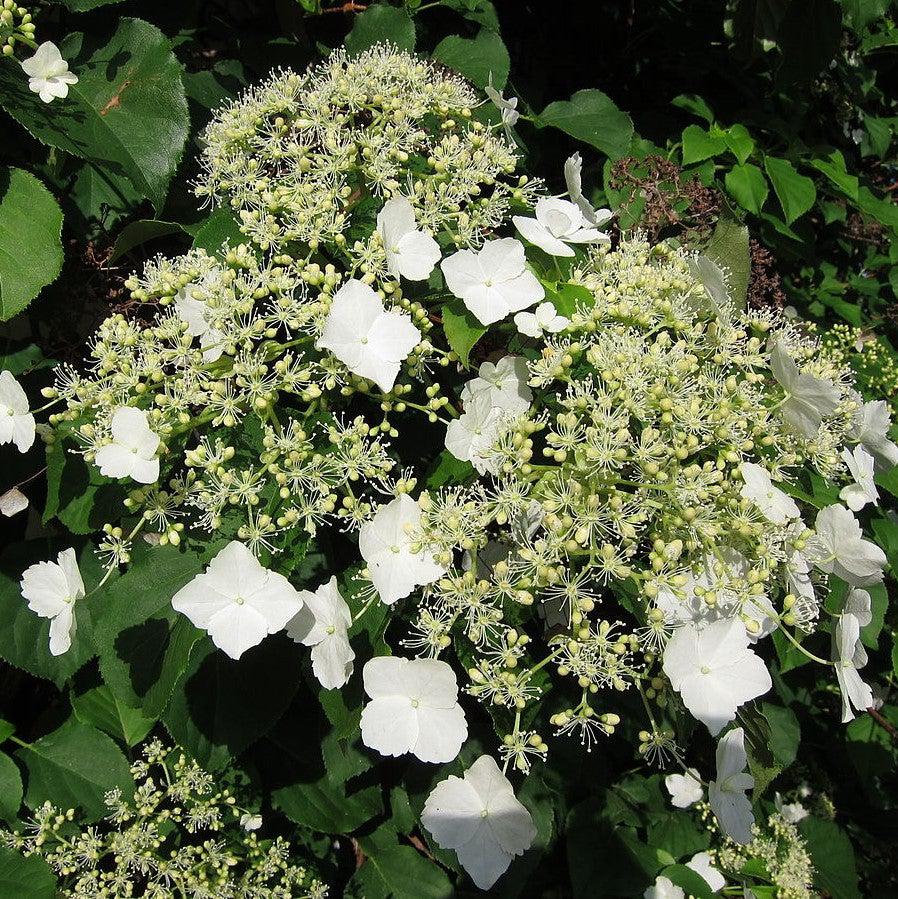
[0,847,56,899]
[72,685,156,747]
[442,298,487,368]
[681,124,726,164]
[760,702,800,766]
[724,163,769,214]
[433,28,509,89]
[0,542,99,688]
[44,442,123,534]
[659,864,715,898]
[799,818,861,899]
[703,217,751,309]
[538,89,634,159]
[163,635,303,771]
[110,219,185,262]
[17,720,134,821]
[0,168,63,321]
[764,157,817,224]
[94,543,207,718]
[0,19,189,211]
[0,720,13,743]
[810,150,859,200]
[60,0,126,9]
[647,814,709,861]
[0,751,23,821]
[345,4,416,55]
[189,208,247,256]
[724,123,755,164]
[425,450,474,488]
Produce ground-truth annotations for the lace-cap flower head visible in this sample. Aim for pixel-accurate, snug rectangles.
[286,575,354,689]
[316,279,421,393]
[421,754,536,889]
[358,494,446,605]
[513,197,610,258]
[20,548,85,656]
[172,541,303,660]
[662,618,772,735]
[664,768,703,808]
[708,726,755,844]
[441,238,544,326]
[740,462,800,525]
[769,339,840,437]
[360,656,467,763]
[94,407,161,485]
[376,197,441,282]
[20,41,78,103]
[811,504,886,586]
[0,370,36,453]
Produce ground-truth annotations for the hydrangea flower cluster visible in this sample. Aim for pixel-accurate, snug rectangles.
[1,739,328,898]
[4,43,895,893]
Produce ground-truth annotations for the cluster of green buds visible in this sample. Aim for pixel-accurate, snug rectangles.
[1,1,35,57]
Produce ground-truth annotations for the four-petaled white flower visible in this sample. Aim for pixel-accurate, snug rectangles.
[316,279,421,392]
[811,504,886,586]
[686,852,726,892]
[376,197,441,282]
[563,153,614,228]
[484,72,520,138]
[240,813,262,832]
[740,462,800,525]
[460,356,532,416]
[441,238,544,326]
[513,198,610,258]
[839,445,878,512]
[286,576,354,690]
[514,301,570,338]
[360,656,467,763]
[20,42,78,104]
[832,590,874,723]
[20,548,85,656]
[94,407,160,485]
[708,727,755,845]
[445,392,505,475]
[769,340,840,437]
[643,876,684,899]
[664,768,703,808]
[175,287,225,363]
[358,494,446,605]
[850,397,898,471]
[171,541,304,660]
[663,618,772,735]
[0,370,36,453]
[421,754,536,890]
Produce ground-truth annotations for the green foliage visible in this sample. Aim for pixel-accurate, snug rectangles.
[0,847,57,899]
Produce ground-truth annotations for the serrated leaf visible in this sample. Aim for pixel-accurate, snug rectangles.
[110,219,185,262]
[433,28,509,89]
[442,298,486,368]
[681,124,726,164]
[0,751,23,821]
[799,817,862,899]
[17,720,134,821]
[764,157,816,225]
[0,19,189,211]
[724,123,755,164]
[0,168,63,321]
[72,685,156,747]
[43,442,123,534]
[538,89,634,159]
[760,702,800,767]
[703,217,751,309]
[724,163,769,214]
[189,208,247,256]
[0,847,56,899]
[345,4,416,55]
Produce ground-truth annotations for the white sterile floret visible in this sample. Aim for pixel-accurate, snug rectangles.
[441,238,544,326]
[360,656,467,763]
[421,754,536,890]
[20,548,85,656]
[286,576,354,690]
[811,504,886,586]
[358,494,446,605]
[20,41,78,103]
[376,196,441,282]
[775,793,809,824]
[850,397,898,471]
[664,768,703,808]
[768,339,840,437]
[563,152,614,228]
[686,851,726,892]
[174,287,225,363]
[708,727,755,845]
[514,301,570,338]
[94,407,160,485]
[513,197,611,258]
[171,541,304,660]
[740,462,800,525]
[445,392,504,475]
[832,594,874,723]
[0,487,28,517]
[460,356,532,416]
[316,279,421,392]
[0,370,36,453]
[839,445,879,512]
[484,72,520,135]
[643,876,684,899]
[239,813,262,832]
[662,618,772,735]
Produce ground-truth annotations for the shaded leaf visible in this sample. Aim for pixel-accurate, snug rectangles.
[538,89,634,159]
